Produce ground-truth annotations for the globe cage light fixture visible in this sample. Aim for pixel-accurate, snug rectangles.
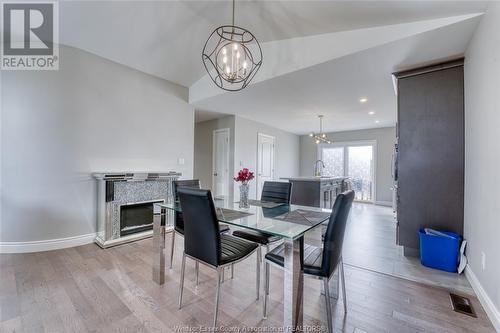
[309,115,333,145]
[202,0,263,91]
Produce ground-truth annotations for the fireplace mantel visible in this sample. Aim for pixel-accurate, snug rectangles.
[93,171,180,248]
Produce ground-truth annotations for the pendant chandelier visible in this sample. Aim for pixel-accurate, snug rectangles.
[309,115,332,144]
[202,0,263,91]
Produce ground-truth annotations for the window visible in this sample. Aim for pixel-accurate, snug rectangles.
[319,142,375,202]
[322,147,344,177]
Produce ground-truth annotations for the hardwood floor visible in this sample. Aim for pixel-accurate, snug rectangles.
[306,203,473,295]
[0,236,495,333]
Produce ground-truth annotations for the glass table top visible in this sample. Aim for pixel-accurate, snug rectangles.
[156,199,332,240]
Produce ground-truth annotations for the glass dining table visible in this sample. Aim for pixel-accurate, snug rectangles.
[152,198,332,330]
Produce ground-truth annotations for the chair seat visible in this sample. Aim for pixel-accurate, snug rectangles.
[265,243,325,277]
[220,234,259,265]
[175,223,230,235]
[232,229,281,245]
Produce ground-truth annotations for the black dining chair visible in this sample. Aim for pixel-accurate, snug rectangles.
[232,181,292,253]
[177,188,261,327]
[170,180,230,284]
[263,190,354,333]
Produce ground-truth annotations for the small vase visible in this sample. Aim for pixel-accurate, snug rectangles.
[239,182,250,209]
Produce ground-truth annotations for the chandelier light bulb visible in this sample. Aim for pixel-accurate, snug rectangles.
[222,48,227,55]
[243,61,247,69]
[309,133,314,137]
[316,139,320,144]
[233,43,238,50]
[322,133,326,138]
[225,66,230,74]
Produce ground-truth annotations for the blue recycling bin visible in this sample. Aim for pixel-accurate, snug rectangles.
[419,228,461,273]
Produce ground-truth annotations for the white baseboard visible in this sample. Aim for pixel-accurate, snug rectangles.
[375,200,392,207]
[0,233,97,254]
[465,265,500,332]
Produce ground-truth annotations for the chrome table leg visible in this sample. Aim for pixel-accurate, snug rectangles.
[170,230,175,269]
[153,207,166,285]
[283,238,303,331]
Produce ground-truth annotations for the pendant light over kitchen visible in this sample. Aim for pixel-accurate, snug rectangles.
[309,115,332,144]
[202,0,263,91]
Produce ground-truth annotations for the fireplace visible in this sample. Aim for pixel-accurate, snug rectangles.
[93,172,180,248]
[120,200,163,236]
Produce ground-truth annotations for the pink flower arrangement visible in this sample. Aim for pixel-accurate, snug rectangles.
[234,168,255,183]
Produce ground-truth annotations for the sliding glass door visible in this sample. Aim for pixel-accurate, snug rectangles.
[319,141,375,202]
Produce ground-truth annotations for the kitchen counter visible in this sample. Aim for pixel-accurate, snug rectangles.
[281,176,348,182]
[282,177,349,208]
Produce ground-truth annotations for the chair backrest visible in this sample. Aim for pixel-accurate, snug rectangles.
[177,188,221,267]
[321,190,355,277]
[261,181,292,204]
[173,179,201,201]
[172,179,201,231]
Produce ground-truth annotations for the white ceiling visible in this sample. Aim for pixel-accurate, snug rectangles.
[59,1,488,134]
[193,14,482,133]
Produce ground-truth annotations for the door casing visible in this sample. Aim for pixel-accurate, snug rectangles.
[212,128,230,199]
[257,133,275,199]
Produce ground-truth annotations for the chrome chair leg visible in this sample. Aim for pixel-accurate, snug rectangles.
[256,247,261,300]
[231,264,234,279]
[340,257,347,313]
[195,261,199,286]
[265,263,270,296]
[179,252,186,309]
[213,268,222,328]
[323,278,333,333]
[170,231,175,269]
[263,260,269,318]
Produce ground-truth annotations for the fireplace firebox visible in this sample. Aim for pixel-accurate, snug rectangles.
[120,200,163,236]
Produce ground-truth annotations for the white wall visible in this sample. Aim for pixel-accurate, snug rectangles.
[194,116,235,195]
[464,3,500,331]
[234,116,300,200]
[1,45,194,247]
[300,127,396,203]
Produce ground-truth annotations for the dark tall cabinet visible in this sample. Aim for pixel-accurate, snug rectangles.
[394,59,464,255]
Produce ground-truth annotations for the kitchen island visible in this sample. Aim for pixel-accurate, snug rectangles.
[281,177,349,209]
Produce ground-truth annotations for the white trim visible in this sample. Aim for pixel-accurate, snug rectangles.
[257,133,276,199]
[0,233,97,253]
[465,265,500,332]
[212,128,230,198]
[375,200,392,207]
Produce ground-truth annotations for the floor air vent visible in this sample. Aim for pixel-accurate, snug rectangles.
[450,293,476,317]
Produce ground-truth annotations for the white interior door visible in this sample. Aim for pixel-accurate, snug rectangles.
[257,133,275,199]
[212,128,230,199]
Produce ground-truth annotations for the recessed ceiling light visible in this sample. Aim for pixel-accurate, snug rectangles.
[375,120,380,123]
[360,97,368,103]
[368,111,375,115]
